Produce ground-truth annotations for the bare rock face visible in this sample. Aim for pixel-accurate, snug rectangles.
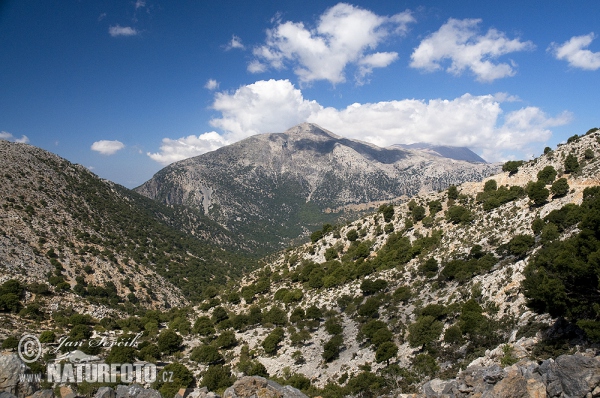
[223,376,307,398]
[420,354,600,398]
[0,353,37,398]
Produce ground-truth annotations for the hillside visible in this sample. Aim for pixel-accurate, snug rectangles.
[0,140,255,314]
[136,123,499,254]
[170,128,600,395]
[1,129,599,398]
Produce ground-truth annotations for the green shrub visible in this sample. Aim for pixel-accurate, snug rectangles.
[346,229,359,242]
[527,181,549,206]
[483,179,497,192]
[537,166,557,184]
[408,316,443,348]
[551,178,569,197]
[564,153,580,173]
[508,234,535,258]
[447,185,459,200]
[262,327,285,355]
[154,363,194,398]
[191,345,223,364]
[201,365,233,393]
[502,160,524,175]
[446,205,472,224]
[157,329,182,354]
[322,334,344,362]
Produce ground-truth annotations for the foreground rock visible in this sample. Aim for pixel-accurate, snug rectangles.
[0,353,37,398]
[417,354,600,398]
[223,376,307,398]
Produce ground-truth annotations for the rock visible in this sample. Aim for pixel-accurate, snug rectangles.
[0,353,37,398]
[115,385,143,398]
[29,391,54,398]
[538,354,600,398]
[223,376,308,398]
[423,379,454,397]
[59,386,76,398]
[0,393,18,398]
[186,388,208,398]
[94,387,115,398]
[135,390,160,398]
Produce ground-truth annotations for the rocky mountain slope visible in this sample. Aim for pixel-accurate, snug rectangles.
[0,140,254,312]
[169,128,599,395]
[2,129,599,398]
[136,123,499,254]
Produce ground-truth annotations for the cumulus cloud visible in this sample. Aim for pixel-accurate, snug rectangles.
[549,33,600,70]
[250,3,414,84]
[210,79,322,142]
[205,79,219,90]
[410,18,535,82]
[225,35,245,50]
[149,79,571,164]
[109,25,139,37]
[147,132,229,165]
[91,140,125,155]
[0,131,29,143]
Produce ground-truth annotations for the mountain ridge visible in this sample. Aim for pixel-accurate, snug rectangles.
[136,123,500,253]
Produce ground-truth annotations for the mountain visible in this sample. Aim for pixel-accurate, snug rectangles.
[0,140,254,311]
[394,142,487,163]
[1,129,600,398]
[135,123,500,253]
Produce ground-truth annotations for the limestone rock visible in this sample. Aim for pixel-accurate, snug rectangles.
[223,376,307,398]
[93,387,115,398]
[29,390,54,398]
[0,353,37,398]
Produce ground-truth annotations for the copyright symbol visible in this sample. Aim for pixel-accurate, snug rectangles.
[18,335,41,363]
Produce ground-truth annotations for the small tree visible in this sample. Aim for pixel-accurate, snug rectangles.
[191,345,223,365]
[537,166,557,185]
[502,160,524,175]
[157,329,183,355]
[447,185,459,200]
[201,365,233,392]
[551,178,569,197]
[527,181,549,205]
[346,229,359,242]
[564,154,580,173]
[584,148,595,160]
[375,341,398,365]
[483,179,497,192]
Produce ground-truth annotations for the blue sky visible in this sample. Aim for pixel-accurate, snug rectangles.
[1,1,599,188]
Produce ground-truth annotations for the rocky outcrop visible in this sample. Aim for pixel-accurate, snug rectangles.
[223,376,308,398]
[419,354,600,398]
[0,353,37,398]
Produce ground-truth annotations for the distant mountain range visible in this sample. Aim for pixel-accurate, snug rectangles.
[136,123,499,253]
[393,143,487,163]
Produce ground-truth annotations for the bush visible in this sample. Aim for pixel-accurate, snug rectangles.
[193,316,215,336]
[408,316,443,349]
[537,166,557,185]
[154,363,194,398]
[420,258,438,278]
[157,329,183,354]
[378,204,394,222]
[346,229,358,242]
[201,365,233,393]
[428,200,442,215]
[262,327,285,355]
[39,331,56,343]
[447,185,459,200]
[412,205,426,222]
[191,345,223,364]
[508,234,535,258]
[483,179,497,192]
[527,181,549,206]
[551,178,569,197]
[585,149,595,160]
[564,153,580,173]
[446,205,472,224]
[322,334,344,362]
[502,160,524,174]
[215,330,237,349]
[375,341,398,364]
[360,279,388,296]
[1,336,18,349]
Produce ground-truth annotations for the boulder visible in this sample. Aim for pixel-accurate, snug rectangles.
[0,393,18,398]
[29,390,54,398]
[223,376,307,398]
[115,385,143,398]
[94,387,115,398]
[538,354,600,397]
[0,353,37,398]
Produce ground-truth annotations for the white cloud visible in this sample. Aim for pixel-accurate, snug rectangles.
[410,18,535,82]
[147,132,229,165]
[149,79,571,164]
[250,3,414,84]
[91,140,125,155]
[226,35,245,50]
[0,131,29,143]
[210,79,321,142]
[549,33,600,70]
[135,0,146,9]
[109,25,139,37]
[205,79,219,90]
